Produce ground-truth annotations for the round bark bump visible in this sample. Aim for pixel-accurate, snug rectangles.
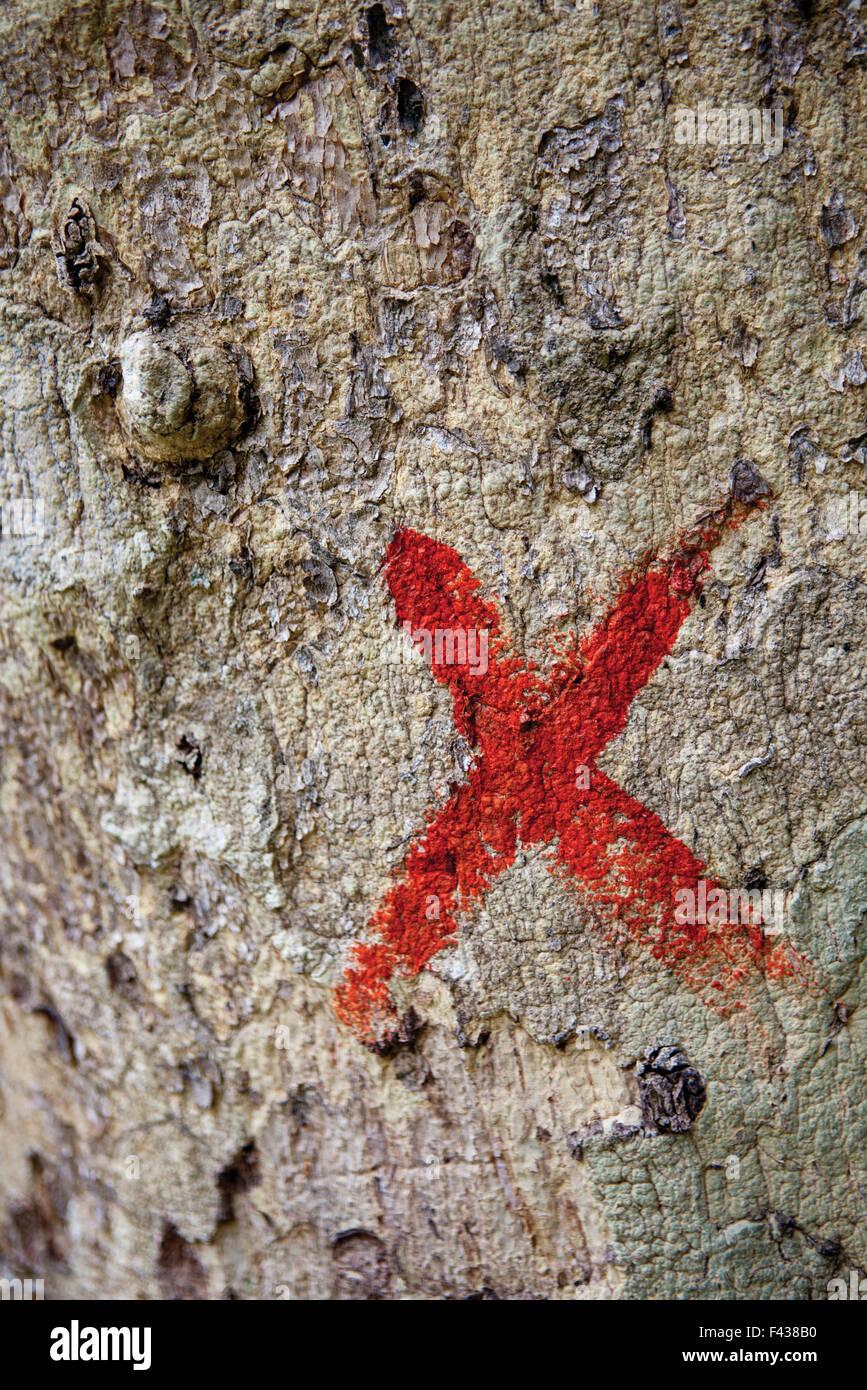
[116,330,253,466]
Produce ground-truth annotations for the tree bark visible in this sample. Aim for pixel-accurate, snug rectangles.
[0,0,865,1300]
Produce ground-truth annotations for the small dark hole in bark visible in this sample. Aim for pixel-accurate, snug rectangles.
[105,949,141,1004]
[142,291,172,328]
[157,1222,208,1299]
[121,462,161,489]
[730,457,772,504]
[216,1141,260,1224]
[365,4,393,65]
[95,360,121,397]
[364,1006,424,1056]
[408,171,425,209]
[176,735,203,779]
[397,77,424,134]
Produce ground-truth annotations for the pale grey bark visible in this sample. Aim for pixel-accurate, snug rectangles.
[0,0,865,1299]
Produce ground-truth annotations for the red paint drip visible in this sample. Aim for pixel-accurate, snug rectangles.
[335,501,811,1044]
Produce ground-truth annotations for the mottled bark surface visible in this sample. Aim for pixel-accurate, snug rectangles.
[0,0,865,1299]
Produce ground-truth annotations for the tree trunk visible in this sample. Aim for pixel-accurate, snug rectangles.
[0,0,865,1300]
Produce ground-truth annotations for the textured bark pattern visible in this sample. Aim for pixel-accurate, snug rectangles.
[0,0,865,1299]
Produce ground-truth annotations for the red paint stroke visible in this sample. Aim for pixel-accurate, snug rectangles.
[335,499,809,1045]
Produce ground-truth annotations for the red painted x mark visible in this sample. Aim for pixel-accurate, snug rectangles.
[335,499,798,1046]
